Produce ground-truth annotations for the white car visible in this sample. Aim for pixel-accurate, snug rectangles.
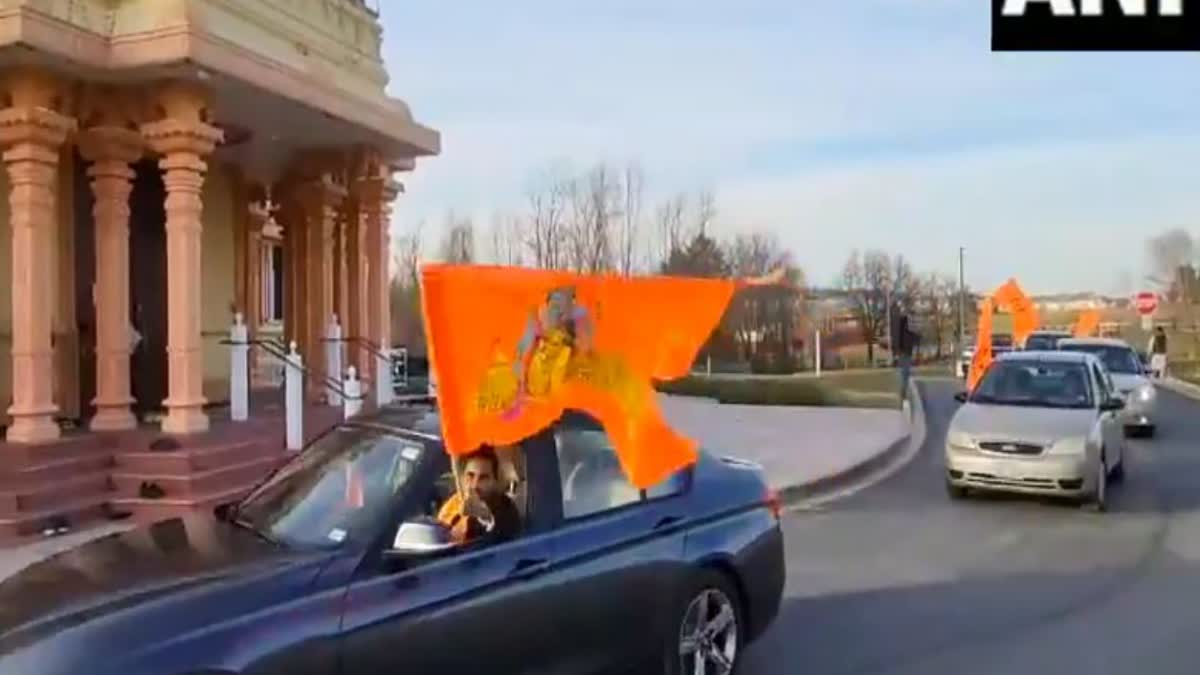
[946,351,1126,511]
[1056,337,1156,437]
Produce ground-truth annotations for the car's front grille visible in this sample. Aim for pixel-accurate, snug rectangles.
[978,441,1044,455]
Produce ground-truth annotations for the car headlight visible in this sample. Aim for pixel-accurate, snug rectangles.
[946,430,976,450]
[1047,436,1087,455]
[1134,384,1155,403]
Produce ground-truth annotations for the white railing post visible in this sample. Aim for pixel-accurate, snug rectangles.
[376,349,395,407]
[230,313,250,421]
[285,341,304,452]
[815,329,822,377]
[344,366,363,419]
[326,314,343,407]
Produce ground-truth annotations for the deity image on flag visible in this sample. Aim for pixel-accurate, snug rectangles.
[421,263,788,489]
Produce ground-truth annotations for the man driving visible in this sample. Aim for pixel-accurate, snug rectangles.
[437,445,521,544]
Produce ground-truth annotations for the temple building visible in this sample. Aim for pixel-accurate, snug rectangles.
[0,0,440,538]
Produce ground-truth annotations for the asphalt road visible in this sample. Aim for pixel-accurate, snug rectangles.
[740,379,1200,675]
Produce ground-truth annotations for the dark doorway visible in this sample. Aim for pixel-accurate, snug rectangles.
[129,159,168,417]
[73,152,96,425]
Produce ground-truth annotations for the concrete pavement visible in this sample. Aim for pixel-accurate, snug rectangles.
[741,379,1200,675]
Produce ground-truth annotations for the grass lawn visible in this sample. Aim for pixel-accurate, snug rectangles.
[657,365,950,409]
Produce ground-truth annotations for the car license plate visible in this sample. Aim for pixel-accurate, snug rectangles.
[996,463,1022,480]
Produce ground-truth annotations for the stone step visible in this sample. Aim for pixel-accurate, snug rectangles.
[114,439,276,475]
[109,483,254,525]
[111,454,284,500]
[0,434,112,467]
[0,452,114,488]
[0,493,121,542]
[0,473,114,517]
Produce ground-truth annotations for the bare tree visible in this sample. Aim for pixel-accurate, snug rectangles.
[390,221,425,352]
[840,249,891,365]
[920,272,958,359]
[525,170,570,269]
[487,211,525,266]
[1146,228,1195,288]
[565,164,620,273]
[616,163,644,276]
[653,193,687,270]
[438,211,475,263]
[692,189,717,238]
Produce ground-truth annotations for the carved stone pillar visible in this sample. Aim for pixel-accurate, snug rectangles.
[140,83,224,434]
[0,70,76,443]
[79,126,142,431]
[245,198,268,382]
[378,179,401,352]
[294,174,345,400]
[361,176,384,361]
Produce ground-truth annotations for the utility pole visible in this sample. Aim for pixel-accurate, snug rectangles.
[957,247,966,359]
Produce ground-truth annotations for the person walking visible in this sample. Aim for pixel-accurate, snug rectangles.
[895,312,917,402]
[1148,326,1168,379]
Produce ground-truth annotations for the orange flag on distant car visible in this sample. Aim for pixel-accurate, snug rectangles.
[1073,309,1100,337]
[419,263,786,490]
[968,298,995,391]
[992,278,1039,348]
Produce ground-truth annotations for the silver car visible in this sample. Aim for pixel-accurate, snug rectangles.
[946,351,1127,511]
[1056,337,1156,437]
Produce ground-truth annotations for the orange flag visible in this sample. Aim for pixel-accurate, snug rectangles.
[992,278,1039,348]
[419,263,783,490]
[1073,309,1100,337]
[968,298,994,391]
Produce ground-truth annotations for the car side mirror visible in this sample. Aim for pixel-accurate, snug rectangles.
[384,518,458,559]
[953,391,968,403]
[1101,397,1125,412]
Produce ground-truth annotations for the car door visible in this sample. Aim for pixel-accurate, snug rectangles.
[1090,362,1123,467]
[536,416,692,674]
[337,446,561,674]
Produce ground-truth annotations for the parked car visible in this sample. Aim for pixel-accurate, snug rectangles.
[0,404,785,675]
[1021,330,1072,351]
[946,351,1127,511]
[1057,337,1157,437]
[956,333,1015,378]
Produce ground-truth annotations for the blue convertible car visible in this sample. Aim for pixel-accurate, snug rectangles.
[0,403,785,675]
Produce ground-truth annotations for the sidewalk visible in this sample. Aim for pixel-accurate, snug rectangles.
[658,392,913,501]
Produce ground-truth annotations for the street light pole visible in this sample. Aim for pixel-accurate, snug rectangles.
[957,247,966,369]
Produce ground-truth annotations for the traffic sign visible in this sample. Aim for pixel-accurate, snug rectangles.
[1135,292,1158,316]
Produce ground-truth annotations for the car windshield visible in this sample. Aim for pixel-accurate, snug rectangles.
[1024,335,1064,351]
[970,360,1093,409]
[232,427,425,550]
[1058,344,1142,374]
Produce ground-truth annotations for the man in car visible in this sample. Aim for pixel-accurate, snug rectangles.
[437,445,521,544]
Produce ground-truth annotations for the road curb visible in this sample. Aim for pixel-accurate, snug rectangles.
[777,378,927,506]
[1158,376,1200,401]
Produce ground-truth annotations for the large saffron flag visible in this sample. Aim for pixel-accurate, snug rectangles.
[1073,309,1101,338]
[968,298,994,392]
[419,264,782,490]
[992,278,1039,348]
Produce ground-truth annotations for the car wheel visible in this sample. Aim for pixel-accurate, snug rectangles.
[1082,455,1107,512]
[946,480,968,500]
[666,570,744,675]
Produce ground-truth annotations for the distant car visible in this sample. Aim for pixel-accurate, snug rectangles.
[0,405,784,675]
[956,333,1015,378]
[1022,330,1072,351]
[945,351,1127,511]
[1057,337,1157,437]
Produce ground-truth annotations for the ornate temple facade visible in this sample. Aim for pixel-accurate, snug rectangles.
[0,0,440,536]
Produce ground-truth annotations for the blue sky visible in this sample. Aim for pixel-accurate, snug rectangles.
[377,0,1200,295]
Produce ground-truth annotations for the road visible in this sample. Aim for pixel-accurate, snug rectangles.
[741,379,1200,675]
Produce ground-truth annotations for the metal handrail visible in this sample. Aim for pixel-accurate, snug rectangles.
[221,337,364,401]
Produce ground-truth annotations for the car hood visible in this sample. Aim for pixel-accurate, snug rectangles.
[951,402,1096,444]
[1111,373,1150,394]
[0,514,327,650]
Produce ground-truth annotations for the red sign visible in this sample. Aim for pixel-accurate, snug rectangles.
[1135,292,1158,316]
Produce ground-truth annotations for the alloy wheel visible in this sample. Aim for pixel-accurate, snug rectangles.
[679,587,739,675]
